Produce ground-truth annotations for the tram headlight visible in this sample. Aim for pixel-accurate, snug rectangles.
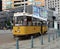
[17,30,20,33]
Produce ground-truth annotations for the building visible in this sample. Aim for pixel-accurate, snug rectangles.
[0,0,45,11]
[0,0,45,29]
[0,0,2,11]
[45,0,60,29]
[12,0,45,8]
[2,0,12,10]
[45,0,60,17]
[0,0,13,11]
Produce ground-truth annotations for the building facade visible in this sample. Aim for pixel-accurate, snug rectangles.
[12,0,45,8]
[0,0,45,11]
[45,0,60,28]
[45,0,60,17]
[0,0,2,11]
[2,0,12,10]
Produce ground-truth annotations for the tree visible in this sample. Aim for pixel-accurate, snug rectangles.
[7,20,11,26]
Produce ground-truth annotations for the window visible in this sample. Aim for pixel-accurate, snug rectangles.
[58,5,59,7]
[20,9,23,12]
[38,23,41,26]
[14,4,21,7]
[22,0,27,2]
[53,3,54,5]
[25,3,27,5]
[58,8,59,9]
[25,0,27,1]
[14,1,21,3]
[22,4,24,5]
[55,0,56,2]
[22,3,27,5]
[55,6,56,7]
[14,16,28,26]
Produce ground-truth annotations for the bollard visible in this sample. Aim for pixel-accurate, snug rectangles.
[58,30,60,37]
[53,33,55,40]
[57,30,59,37]
[31,36,33,48]
[48,33,50,42]
[41,35,43,45]
[56,33,57,38]
[16,38,19,49]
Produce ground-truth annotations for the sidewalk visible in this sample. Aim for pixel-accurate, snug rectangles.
[0,30,12,34]
[0,28,60,49]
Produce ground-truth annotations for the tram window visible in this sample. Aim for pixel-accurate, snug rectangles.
[38,23,40,26]
[15,16,28,26]
[42,22,47,26]
[35,23,37,26]
[23,18,27,26]
[27,21,32,26]
[32,22,37,26]
[37,22,40,26]
[14,16,23,25]
[43,23,46,26]
[33,22,35,26]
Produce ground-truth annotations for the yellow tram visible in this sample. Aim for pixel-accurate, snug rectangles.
[12,12,48,38]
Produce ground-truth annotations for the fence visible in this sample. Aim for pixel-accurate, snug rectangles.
[15,29,60,49]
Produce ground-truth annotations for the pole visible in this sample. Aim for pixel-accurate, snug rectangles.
[56,32,57,38]
[53,33,55,40]
[24,0,25,13]
[41,21,43,45]
[41,35,43,45]
[31,36,33,48]
[48,33,50,42]
[16,38,19,49]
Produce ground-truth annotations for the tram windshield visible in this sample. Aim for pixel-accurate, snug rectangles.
[13,16,32,26]
[13,16,47,26]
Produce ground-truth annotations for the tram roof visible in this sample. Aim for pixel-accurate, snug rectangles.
[14,12,47,21]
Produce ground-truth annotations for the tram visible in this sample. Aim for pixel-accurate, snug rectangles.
[12,12,48,38]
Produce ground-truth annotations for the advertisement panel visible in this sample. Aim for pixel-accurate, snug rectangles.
[29,0,34,2]
[33,6,48,21]
[39,7,48,19]
[33,6,40,18]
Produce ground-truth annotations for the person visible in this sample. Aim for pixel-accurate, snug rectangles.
[18,20,20,24]
[18,20,22,25]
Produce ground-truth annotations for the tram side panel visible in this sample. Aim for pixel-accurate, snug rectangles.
[42,26,48,34]
[12,26,47,37]
[12,26,27,36]
[12,26,42,36]
[26,26,41,34]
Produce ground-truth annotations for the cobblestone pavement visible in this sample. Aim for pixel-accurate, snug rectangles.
[0,28,60,49]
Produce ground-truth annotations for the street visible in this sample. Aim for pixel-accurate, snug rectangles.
[0,30,15,45]
[0,29,60,49]
[0,28,57,45]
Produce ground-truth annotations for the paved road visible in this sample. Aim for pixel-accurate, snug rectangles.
[0,33,60,49]
[0,30,15,45]
[0,28,57,45]
[0,28,60,49]
[0,30,12,34]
